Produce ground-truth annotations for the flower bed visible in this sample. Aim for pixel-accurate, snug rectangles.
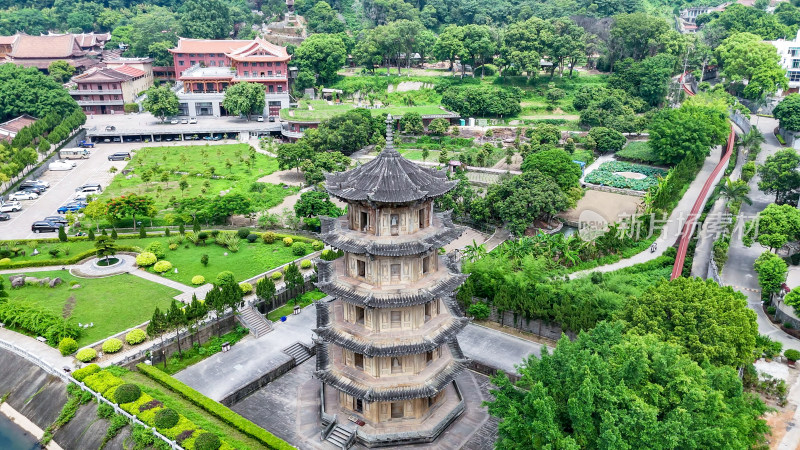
[584,161,667,191]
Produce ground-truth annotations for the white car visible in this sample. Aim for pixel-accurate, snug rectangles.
[0,201,21,212]
[81,186,101,194]
[48,161,73,171]
[55,159,77,167]
[170,118,179,124]
[189,117,197,124]
[257,116,264,122]
[9,191,38,201]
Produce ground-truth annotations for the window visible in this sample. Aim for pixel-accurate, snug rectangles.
[793,59,800,69]
[357,260,366,277]
[267,61,273,66]
[210,60,215,66]
[424,301,431,321]
[791,71,800,82]
[390,214,399,236]
[360,211,368,231]
[419,208,426,228]
[390,311,401,328]
[97,84,103,90]
[422,255,430,274]
[190,60,196,66]
[189,53,195,57]
[426,350,433,365]
[390,264,401,282]
[243,62,249,67]
[179,61,185,66]
[277,85,283,93]
[268,85,274,93]
[219,60,224,66]
[791,48,800,57]
[268,70,273,76]
[354,353,364,369]
[355,398,363,413]
[244,71,249,77]
[391,402,404,418]
[391,357,402,373]
[355,306,365,324]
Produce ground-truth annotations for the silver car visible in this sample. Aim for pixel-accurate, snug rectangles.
[8,191,38,201]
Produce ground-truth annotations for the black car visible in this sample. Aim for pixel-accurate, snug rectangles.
[0,212,9,221]
[31,221,59,233]
[20,181,47,191]
[43,216,68,226]
[108,152,131,161]
[21,186,44,194]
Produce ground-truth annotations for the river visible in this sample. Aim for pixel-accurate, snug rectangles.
[0,414,39,450]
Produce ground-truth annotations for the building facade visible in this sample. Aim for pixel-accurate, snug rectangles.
[169,38,291,118]
[70,64,153,114]
[769,30,800,95]
[313,115,469,446]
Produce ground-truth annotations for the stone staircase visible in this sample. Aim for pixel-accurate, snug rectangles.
[237,306,272,338]
[282,342,312,365]
[325,424,356,449]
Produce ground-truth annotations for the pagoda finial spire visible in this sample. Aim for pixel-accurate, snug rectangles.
[384,114,397,154]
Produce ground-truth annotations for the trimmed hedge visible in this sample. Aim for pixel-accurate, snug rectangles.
[191,275,206,285]
[195,432,221,450]
[76,348,97,362]
[0,245,140,269]
[154,408,179,429]
[125,329,147,345]
[153,260,173,273]
[114,383,142,404]
[72,363,101,382]
[137,364,294,449]
[58,337,78,356]
[102,338,123,353]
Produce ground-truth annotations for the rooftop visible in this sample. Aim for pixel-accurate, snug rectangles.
[169,38,255,54]
[0,114,37,142]
[72,66,143,83]
[8,34,86,59]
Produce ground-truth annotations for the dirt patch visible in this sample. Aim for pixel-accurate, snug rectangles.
[558,190,642,225]
[62,296,75,318]
[614,171,647,180]
[257,169,305,186]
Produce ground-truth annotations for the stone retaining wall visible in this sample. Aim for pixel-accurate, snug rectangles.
[486,305,577,341]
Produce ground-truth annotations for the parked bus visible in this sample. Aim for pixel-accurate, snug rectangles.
[59,148,90,159]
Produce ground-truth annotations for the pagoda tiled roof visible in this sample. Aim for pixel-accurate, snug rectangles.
[314,341,465,402]
[319,212,464,257]
[324,115,457,204]
[315,258,468,308]
[314,301,469,357]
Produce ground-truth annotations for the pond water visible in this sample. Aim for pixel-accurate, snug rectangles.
[0,414,39,450]
[558,225,578,237]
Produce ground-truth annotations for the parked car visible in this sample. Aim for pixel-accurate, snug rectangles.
[112,137,121,142]
[0,212,9,221]
[78,140,95,148]
[0,201,22,212]
[72,193,88,203]
[20,186,44,195]
[181,118,189,124]
[269,116,276,122]
[31,221,59,233]
[105,125,116,131]
[257,116,264,122]
[43,216,68,226]
[108,152,131,161]
[49,161,73,171]
[170,118,179,124]
[21,180,49,189]
[76,183,102,192]
[55,159,77,167]
[189,117,197,124]
[80,186,101,194]
[57,202,85,214]
[9,191,38,201]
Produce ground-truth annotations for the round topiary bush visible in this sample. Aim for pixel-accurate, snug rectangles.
[239,282,253,294]
[194,432,221,450]
[125,329,146,345]
[246,233,259,243]
[216,271,235,286]
[169,243,178,251]
[154,408,179,429]
[114,383,142,404]
[283,237,293,247]
[292,242,307,256]
[76,348,97,362]
[262,232,277,244]
[311,240,324,251]
[236,227,251,239]
[135,251,157,267]
[271,271,283,280]
[58,337,78,356]
[191,275,206,285]
[300,259,312,269]
[102,338,123,354]
[144,241,166,259]
[153,260,173,273]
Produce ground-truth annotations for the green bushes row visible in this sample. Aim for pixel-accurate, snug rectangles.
[0,300,80,343]
[0,245,140,269]
[136,364,293,449]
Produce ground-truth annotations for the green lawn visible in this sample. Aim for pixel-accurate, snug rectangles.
[5,270,178,346]
[267,289,326,321]
[159,328,248,375]
[96,144,296,226]
[119,369,264,450]
[400,149,441,162]
[616,141,662,164]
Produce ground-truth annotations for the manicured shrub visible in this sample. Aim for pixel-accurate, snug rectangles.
[164,227,171,237]
[58,337,78,356]
[0,258,10,265]
[262,232,277,244]
[271,271,283,280]
[311,240,324,251]
[292,242,307,256]
[192,275,206,285]
[467,302,491,320]
[246,233,259,243]
[72,364,101,382]
[153,261,173,273]
[239,282,253,294]
[786,349,800,361]
[125,329,146,345]
[194,432,221,450]
[216,271,235,286]
[320,249,343,260]
[282,237,293,247]
[154,408,179,429]
[201,254,209,266]
[169,243,178,250]
[114,383,141,404]
[144,241,165,259]
[236,228,251,239]
[102,338,123,354]
[76,348,97,362]
[211,230,220,238]
[135,252,157,267]
[300,259,312,269]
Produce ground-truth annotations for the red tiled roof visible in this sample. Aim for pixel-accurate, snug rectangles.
[227,37,289,60]
[169,38,254,54]
[0,35,17,45]
[113,64,145,78]
[75,33,110,48]
[0,115,37,142]
[9,34,85,59]
[73,67,138,83]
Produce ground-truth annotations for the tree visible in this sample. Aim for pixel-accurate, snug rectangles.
[486,321,769,450]
[0,64,78,123]
[750,203,800,251]
[204,286,227,337]
[758,149,800,203]
[441,85,522,118]
[621,278,757,367]
[276,142,314,172]
[284,263,304,296]
[719,177,751,206]
[502,18,552,79]
[608,13,677,64]
[548,18,585,77]
[256,276,276,302]
[521,148,581,191]
[148,41,176,67]
[184,294,207,347]
[773,94,800,132]
[179,0,231,39]
[48,61,75,83]
[305,1,345,33]
[294,191,343,220]
[484,169,568,236]
[106,194,156,230]
[754,251,788,296]
[146,307,168,368]
[609,54,676,107]
[142,86,179,123]
[649,98,729,164]
[166,300,187,358]
[717,32,787,99]
[222,82,265,121]
[300,151,351,185]
[433,25,465,75]
[58,225,67,242]
[462,24,496,78]
[94,235,117,265]
[400,112,423,134]
[587,127,626,154]
[128,6,179,58]
[293,34,347,84]
[428,118,449,136]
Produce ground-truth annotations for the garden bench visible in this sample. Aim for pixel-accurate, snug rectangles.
[36,336,47,343]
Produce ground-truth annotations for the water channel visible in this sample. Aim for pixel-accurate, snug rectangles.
[0,414,40,450]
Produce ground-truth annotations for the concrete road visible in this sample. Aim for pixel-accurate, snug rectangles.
[0,143,129,240]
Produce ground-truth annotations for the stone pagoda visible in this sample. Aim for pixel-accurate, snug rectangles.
[313,115,470,446]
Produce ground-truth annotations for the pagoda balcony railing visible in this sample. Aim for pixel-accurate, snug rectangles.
[281,128,304,139]
[77,100,125,106]
[72,89,123,95]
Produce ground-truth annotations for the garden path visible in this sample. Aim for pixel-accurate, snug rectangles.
[579,152,615,183]
[0,327,74,370]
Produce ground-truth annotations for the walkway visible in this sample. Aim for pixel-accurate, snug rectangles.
[569,143,723,279]
[0,328,74,370]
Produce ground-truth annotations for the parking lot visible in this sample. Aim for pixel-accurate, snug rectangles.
[0,144,131,240]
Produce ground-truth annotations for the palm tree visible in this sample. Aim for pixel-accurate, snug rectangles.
[740,128,765,158]
[719,177,752,206]
[463,240,487,262]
